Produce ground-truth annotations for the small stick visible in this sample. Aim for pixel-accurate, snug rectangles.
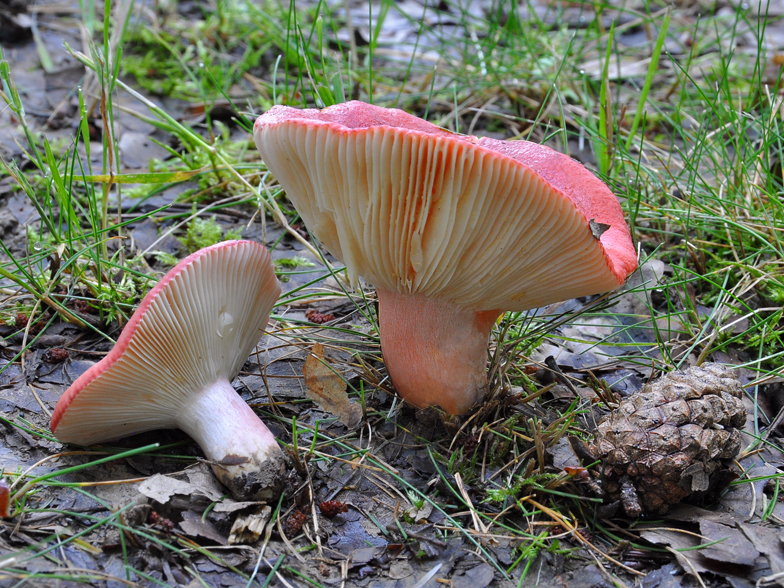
[522,497,644,576]
[454,473,488,535]
[28,383,51,418]
[20,298,42,373]
[666,546,707,588]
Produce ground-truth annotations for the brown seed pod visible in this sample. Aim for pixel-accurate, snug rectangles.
[149,511,174,532]
[43,348,69,363]
[572,363,746,516]
[14,313,28,330]
[318,500,348,518]
[462,434,480,455]
[305,309,335,324]
[72,299,92,315]
[284,510,307,536]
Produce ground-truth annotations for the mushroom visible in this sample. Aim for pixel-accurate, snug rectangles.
[51,240,287,500]
[253,101,638,415]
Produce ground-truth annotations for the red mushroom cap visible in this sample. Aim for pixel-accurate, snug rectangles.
[254,101,638,414]
[51,241,245,431]
[254,101,637,301]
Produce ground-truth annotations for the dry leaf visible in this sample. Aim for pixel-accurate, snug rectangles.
[138,474,197,503]
[180,510,228,545]
[139,464,262,511]
[697,520,759,567]
[214,500,265,513]
[739,523,784,576]
[388,560,413,580]
[303,343,362,428]
[229,505,272,544]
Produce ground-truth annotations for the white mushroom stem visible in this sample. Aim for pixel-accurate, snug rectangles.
[177,378,286,501]
[51,241,288,501]
[377,289,502,415]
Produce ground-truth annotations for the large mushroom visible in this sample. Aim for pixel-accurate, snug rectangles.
[253,101,638,415]
[51,240,287,500]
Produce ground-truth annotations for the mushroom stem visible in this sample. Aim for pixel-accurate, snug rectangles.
[377,289,502,415]
[177,378,286,501]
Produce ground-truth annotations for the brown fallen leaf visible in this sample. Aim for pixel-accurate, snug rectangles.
[698,520,759,567]
[179,510,228,546]
[639,522,759,583]
[638,527,711,579]
[739,522,784,576]
[138,474,200,504]
[303,343,361,428]
[229,505,271,545]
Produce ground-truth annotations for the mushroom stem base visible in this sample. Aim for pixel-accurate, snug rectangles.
[177,379,287,501]
[377,289,502,415]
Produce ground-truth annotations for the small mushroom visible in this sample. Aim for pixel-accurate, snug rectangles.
[51,241,287,500]
[254,102,638,415]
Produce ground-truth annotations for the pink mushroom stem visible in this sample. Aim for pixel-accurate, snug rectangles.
[377,289,502,415]
[177,378,284,501]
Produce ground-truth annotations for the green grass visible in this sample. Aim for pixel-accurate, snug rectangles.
[2,0,784,585]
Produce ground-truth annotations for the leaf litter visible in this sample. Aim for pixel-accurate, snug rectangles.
[303,343,363,429]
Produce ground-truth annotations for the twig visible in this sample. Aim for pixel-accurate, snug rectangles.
[19,298,42,372]
[666,546,707,588]
[454,472,488,535]
[27,383,51,418]
[522,497,644,576]
[410,563,443,588]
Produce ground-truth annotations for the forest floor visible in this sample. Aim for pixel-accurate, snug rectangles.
[2,0,784,587]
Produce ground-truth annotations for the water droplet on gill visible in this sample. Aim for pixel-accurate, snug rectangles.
[216,310,234,338]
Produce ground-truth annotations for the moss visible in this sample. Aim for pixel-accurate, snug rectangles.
[274,256,315,269]
[179,213,242,253]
